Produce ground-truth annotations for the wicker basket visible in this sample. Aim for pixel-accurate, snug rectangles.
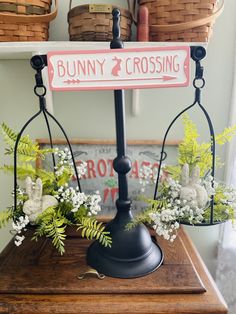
[68,1,132,41]
[139,0,224,42]
[0,0,58,41]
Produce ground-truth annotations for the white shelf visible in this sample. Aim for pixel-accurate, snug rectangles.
[0,41,207,59]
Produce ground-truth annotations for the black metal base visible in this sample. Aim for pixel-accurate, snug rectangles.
[87,212,163,278]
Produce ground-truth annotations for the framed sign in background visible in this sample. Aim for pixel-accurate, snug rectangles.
[37,139,179,217]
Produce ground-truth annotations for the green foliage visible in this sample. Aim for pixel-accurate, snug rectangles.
[126,208,153,230]
[33,207,72,255]
[56,167,73,187]
[77,217,112,247]
[0,123,56,189]
[178,114,212,176]
[215,125,236,145]
[1,122,40,161]
[73,205,89,222]
[203,203,233,223]
[1,164,36,180]
[0,209,12,228]
[164,165,181,180]
[36,168,55,186]
[202,185,235,223]
[0,123,55,162]
[126,198,166,230]
[176,114,236,177]
[128,115,236,233]
[0,123,111,254]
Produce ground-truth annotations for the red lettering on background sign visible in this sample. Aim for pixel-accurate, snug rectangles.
[87,160,96,178]
[71,158,161,181]
[97,159,107,177]
[107,159,115,177]
[141,161,151,168]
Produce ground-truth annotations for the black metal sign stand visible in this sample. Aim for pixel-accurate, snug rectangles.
[87,9,163,278]
[22,9,213,280]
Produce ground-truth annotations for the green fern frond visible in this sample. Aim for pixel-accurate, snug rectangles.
[77,217,112,248]
[1,164,36,180]
[1,122,32,146]
[126,198,167,231]
[0,209,12,228]
[36,168,55,185]
[165,165,181,180]
[215,125,236,145]
[1,123,39,159]
[32,224,47,240]
[45,218,66,255]
[5,146,39,161]
[0,123,56,162]
[203,203,234,223]
[126,210,152,230]
[178,115,200,168]
[33,207,67,255]
[73,205,89,221]
[182,114,199,141]
[36,206,56,222]
[56,167,73,187]
[177,114,227,176]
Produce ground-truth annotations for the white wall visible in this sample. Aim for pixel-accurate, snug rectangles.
[0,0,236,276]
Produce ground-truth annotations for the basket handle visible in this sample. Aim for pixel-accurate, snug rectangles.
[149,0,224,33]
[0,0,58,23]
[69,0,73,11]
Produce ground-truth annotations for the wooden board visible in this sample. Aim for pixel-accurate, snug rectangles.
[0,228,205,295]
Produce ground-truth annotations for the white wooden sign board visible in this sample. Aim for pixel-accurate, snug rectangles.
[47,46,190,91]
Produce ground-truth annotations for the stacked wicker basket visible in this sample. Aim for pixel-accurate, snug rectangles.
[138,0,224,42]
[0,0,58,41]
[0,0,224,42]
[68,1,133,41]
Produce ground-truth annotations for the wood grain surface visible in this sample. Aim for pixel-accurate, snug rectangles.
[0,227,227,314]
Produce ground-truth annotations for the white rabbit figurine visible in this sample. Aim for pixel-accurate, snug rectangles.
[180,163,208,209]
[23,177,58,223]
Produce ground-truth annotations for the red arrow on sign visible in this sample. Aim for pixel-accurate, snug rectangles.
[63,75,177,85]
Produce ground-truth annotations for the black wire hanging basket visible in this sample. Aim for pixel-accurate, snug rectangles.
[153,46,224,227]
[13,55,82,222]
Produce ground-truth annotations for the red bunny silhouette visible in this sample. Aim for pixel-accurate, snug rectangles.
[111,57,122,76]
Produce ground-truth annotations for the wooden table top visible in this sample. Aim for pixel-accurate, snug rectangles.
[0,227,227,314]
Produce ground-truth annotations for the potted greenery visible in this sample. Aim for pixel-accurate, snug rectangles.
[127,114,236,241]
[0,123,111,254]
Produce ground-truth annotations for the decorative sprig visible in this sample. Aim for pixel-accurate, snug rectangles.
[77,217,112,247]
[132,114,236,242]
[0,123,55,161]
[0,123,111,254]
[0,209,12,228]
[178,114,236,176]
[1,164,36,180]
[215,125,236,145]
[33,207,71,255]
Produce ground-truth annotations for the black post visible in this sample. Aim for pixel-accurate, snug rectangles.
[87,9,163,278]
[110,9,132,214]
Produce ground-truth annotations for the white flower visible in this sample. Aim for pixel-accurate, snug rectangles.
[12,215,29,234]
[76,161,87,179]
[139,164,159,192]
[12,216,29,247]
[14,235,25,247]
[55,185,101,216]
